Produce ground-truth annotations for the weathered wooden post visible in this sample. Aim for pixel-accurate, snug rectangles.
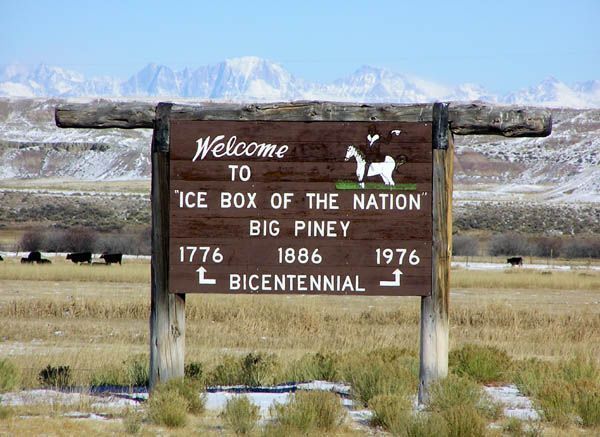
[149,103,185,389]
[418,102,452,403]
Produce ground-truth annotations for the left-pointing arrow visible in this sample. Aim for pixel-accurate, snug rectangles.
[196,266,216,285]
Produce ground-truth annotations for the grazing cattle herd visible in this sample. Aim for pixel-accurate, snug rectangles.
[3,253,526,268]
[2,251,125,265]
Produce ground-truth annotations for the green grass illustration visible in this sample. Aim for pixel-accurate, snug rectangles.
[335,180,417,190]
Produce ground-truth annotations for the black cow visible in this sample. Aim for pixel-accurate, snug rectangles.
[21,251,42,264]
[100,253,123,265]
[0,255,3,261]
[21,251,51,264]
[27,251,42,262]
[66,252,92,264]
[507,256,523,267]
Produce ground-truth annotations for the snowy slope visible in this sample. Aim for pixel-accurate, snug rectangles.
[455,108,600,202]
[0,98,598,206]
[0,99,151,179]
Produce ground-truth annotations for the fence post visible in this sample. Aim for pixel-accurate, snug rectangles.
[418,102,453,404]
[149,103,185,390]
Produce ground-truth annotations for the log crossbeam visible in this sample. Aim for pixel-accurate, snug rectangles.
[55,101,551,137]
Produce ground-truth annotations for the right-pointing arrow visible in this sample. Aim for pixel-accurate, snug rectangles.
[380,268,403,287]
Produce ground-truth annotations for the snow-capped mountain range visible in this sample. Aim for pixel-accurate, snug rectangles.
[1,57,598,108]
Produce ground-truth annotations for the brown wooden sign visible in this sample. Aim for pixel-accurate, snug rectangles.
[168,120,432,296]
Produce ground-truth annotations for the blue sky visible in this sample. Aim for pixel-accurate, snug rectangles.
[1,0,598,93]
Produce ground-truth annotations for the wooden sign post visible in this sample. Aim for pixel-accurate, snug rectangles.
[56,101,551,401]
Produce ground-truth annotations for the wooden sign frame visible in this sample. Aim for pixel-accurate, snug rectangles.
[150,102,452,402]
[55,100,552,403]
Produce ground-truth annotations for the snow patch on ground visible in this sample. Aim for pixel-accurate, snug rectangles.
[0,382,540,426]
[0,389,140,409]
[484,385,540,421]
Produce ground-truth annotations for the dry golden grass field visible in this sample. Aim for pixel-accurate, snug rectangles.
[0,256,599,435]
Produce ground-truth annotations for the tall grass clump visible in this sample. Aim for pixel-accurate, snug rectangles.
[124,355,149,387]
[449,344,511,384]
[209,355,242,386]
[534,380,575,427]
[501,416,524,435]
[209,353,279,387]
[147,384,189,428]
[287,352,339,382]
[38,365,72,388]
[369,394,450,436]
[0,359,20,392]
[184,361,203,382]
[559,355,599,383]
[158,378,206,415]
[147,378,205,427]
[342,349,417,406]
[369,393,413,430]
[513,355,600,428]
[440,405,487,437]
[511,358,554,398]
[240,353,279,387]
[147,389,188,428]
[220,395,260,435]
[89,366,122,388]
[575,382,600,428]
[266,391,346,435]
[427,374,502,421]
[0,402,13,421]
[122,407,144,434]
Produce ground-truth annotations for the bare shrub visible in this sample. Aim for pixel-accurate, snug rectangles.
[61,227,97,252]
[95,233,138,255]
[42,227,98,253]
[452,235,480,257]
[137,226,151,255]
[563,237,600,259]
[530,236,563,257]
[19,229,45,252]
[43,229,65,253]
[488,232,532,256]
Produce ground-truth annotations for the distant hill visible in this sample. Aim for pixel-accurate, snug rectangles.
[1,57,599,108]
[0,98,598,206]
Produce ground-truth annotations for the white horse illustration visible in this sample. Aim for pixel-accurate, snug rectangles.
[345,145,401,188]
